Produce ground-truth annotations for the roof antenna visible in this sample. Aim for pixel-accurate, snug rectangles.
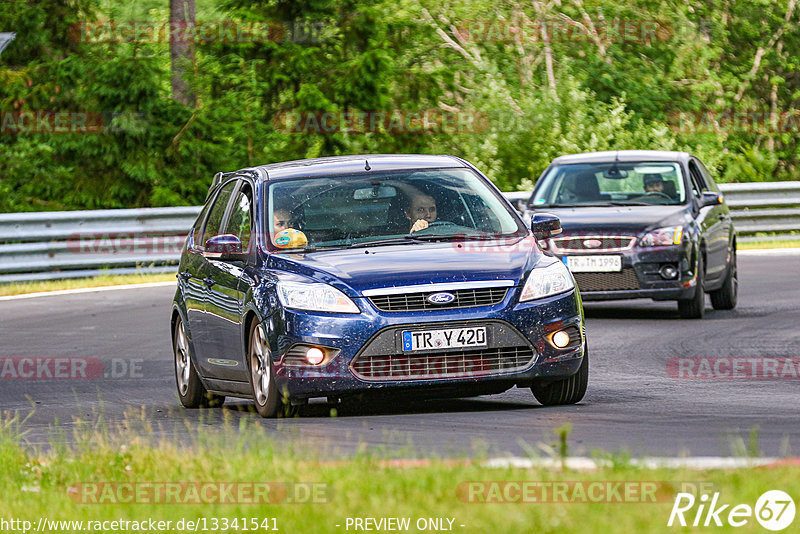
[364,159,371,171]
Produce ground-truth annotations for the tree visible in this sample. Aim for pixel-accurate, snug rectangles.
[170,0,196,107]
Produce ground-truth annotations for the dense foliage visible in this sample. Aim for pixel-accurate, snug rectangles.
[1,0,798,211]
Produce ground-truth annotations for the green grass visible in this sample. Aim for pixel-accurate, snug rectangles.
[1,412,797,533]
[0,273,176,297]
[740,238,800,250]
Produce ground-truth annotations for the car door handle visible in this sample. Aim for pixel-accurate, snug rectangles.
[203,277,215,288]
[177,271,191,281]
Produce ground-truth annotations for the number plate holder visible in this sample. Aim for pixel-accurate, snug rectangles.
[401,327,488,352]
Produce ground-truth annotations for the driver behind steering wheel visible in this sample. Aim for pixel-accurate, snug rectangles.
[405,192,438,233]
[643,173,665,194]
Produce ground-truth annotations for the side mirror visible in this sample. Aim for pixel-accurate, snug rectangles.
[700,192,723,208]
[531,213,562,240]
[204,234,245,261]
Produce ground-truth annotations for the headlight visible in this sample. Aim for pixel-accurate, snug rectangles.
[520,261,575,302]
[277,281,360,313]
[639,226,683,247]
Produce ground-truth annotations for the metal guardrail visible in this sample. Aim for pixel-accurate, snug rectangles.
[0,207,201,283]
[0,183,797,283]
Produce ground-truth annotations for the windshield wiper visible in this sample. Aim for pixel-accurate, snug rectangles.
[303,233,519,251]
[542,201,655,208]
[345,236,425,248]
[294,244,344,252]
[402,233,468,241]
[545,202,617,208]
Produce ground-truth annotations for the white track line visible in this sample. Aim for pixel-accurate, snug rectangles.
[0,281,176,301]
[738,248,800,255]
[483,456,783,470]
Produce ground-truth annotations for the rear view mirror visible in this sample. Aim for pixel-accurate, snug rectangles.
[204,234,246,261]
[603,167,628,179]
[354,185,396,200]
[531,213,562,240]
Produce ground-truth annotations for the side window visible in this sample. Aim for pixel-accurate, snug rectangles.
[200,181,237,248]
[687,161,706,198]
[696,160,720,192]
[226,182,253,250]
[190,203,210,248]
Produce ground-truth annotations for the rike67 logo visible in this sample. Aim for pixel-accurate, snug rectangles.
[668,490,795,531]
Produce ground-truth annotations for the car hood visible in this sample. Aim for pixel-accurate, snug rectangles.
[531,205,690,234]
[267,237,542,296]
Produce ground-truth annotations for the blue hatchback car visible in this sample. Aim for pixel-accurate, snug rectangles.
[171,155,587,417]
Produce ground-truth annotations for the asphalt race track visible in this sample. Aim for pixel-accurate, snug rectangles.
[1,253,798,457]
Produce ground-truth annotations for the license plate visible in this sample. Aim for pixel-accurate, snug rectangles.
[402,327,487,352]
[564,255,622,272]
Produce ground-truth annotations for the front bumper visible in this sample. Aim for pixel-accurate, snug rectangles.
[266,288,584,400]
[552,245,696,301]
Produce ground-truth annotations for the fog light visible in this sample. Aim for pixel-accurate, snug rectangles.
[551,330,571,349]
[660,264,678,280]
[306,347,325,365]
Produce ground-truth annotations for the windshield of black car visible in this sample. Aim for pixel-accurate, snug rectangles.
[265,169,526,251]
[531,162,687,207]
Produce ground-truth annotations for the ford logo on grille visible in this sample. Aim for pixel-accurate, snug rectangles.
[427,292,455,305]
[583,239,602,249]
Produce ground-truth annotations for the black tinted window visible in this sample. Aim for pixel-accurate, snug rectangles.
[696,160,719,192]
[226,183,253,250]
[688,161,706,197]
[190,203,210,248]
[200,181,237,247]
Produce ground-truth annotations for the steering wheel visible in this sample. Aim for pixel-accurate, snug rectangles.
[425,220,454,228]
[641,191,673,200]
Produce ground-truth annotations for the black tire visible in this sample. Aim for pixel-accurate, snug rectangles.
[531,349,588,406]
[248,322,297,418]
[710,247,738,310]
[173,317,225,408]
[678,254,705,319]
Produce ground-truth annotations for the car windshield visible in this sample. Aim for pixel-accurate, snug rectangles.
[266,168,526,250]
[531,162,687,207]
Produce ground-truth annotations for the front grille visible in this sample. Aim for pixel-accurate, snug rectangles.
[351,346,536,381]
[369,287,508,312]
[573,268,640,291]
[552,235,636,252]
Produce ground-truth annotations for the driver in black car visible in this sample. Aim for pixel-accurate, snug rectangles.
[405,192,438,233]
[643,173,665,194]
